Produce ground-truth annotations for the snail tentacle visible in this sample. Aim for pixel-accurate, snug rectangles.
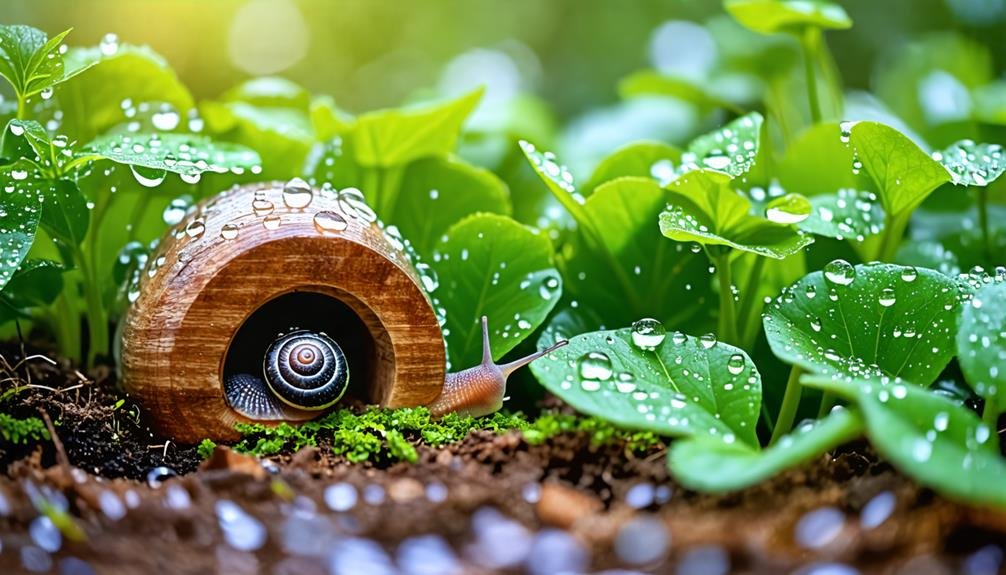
[427,316,568,417]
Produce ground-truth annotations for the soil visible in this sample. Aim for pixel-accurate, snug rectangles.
[1,341,1004,575]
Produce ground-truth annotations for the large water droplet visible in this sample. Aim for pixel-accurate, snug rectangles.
[765,193,812,224]
[130,165,167,188]
[900,267,918,283]
[337,188,377,222]
[631,318,666,350]
[283,177,313,209]
[578,352,613,381]
[726,354,745,375]
[314,210,348,233]
[878,288,896,307]
[252,198,274,217]
[162,197,190,225]
[221,223,239,240]
[699,333,717,349]
[185,219,205,239]
[824,259,855,286]
[263,215,281,230]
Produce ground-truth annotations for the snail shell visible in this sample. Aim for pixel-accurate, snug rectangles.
[119,181,445,442]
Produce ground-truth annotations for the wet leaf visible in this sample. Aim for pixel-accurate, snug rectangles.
[764,262,961,385]
[895,240,960,276]
[39,178,88,250]
[201,97,312,180]
[56,44,194,143]
[678,112,763,178]
[1,259,64,314]
[777,122,871,196]
[0,25,70,99]
[934,140,1004,188]
[389,157,510,259]
[618,70,742,115]
[659,170,814,259]
[847,121,952,218]
[799,189,885,241]
[352,89,482,168]
[2,119,52,162]
[531,327,762,447]
[725,0,852,35]
[804,374,1006,508]
[668,407,863,492]
[431,213,561,368]
[0,163,44,292]
[85,132,261,180]
[957,282,1006,416]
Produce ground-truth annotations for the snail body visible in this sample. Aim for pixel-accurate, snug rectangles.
[120,181,565,442]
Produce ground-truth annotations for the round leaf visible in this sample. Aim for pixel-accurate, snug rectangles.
[0,163,43,291]
[800,189,884,241]
[957,281,1006,416]
[764,262,962,385]
[581,140,682,195]
[726,0,852,35]
[86,132,262,179]
[431,214,561,368]
[678,112,763,178]
[934,140,1004,188]
[805,374,1006,508]
[530,328,762,447]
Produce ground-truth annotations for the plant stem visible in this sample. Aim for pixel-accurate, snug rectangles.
[770,365,804,445]
[817,390,836,418]
[982,402,1000,430]
[716,251,738,345]
[16,93,27,120]
[801,28,823,124]
[737,255,766,348]
[977,187,992,261]
[875,212,910,262]
[75,246,108,367]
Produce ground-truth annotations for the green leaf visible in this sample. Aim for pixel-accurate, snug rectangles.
[221,76,311,110]
[934,140,1004,188]
[519,139,589,226]
[957,282,1006,416]
[530,327,762,447]
[562,177,710,330]
[618,70,743,114]
[1,259,64,311]
[659,170,814,259]
[764,262,962,385]
[85,132,262,180]
[0,163,44,292]
[0,25,70,98]
[2,119,52,162]
[56,44,194,143]
[847,121,952,218]
[799,189,885,241]
[668,407,863,492]
[388,157,510,259]
[725,0,852,35]
[201,99,313,179]
[804,374,1006,508]
[581,140,682,196]
[895,240,960,277]
[431,213,561,368]
[39,179,88,249]
[777,122,872,197]
[679,112,764,178]
[352,89,482,168]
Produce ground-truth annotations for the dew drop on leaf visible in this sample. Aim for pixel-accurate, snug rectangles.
[631,318,666,350]
[878,288,897,307]
[578,352,613,381]
[699,333,717,349]
[130,165,167,188]
[900,267,918,283]
[823,259,856,286]
[765,193,812,225]
[726,354,745,375]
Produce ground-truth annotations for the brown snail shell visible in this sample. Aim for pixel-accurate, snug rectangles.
[120,181,445,442]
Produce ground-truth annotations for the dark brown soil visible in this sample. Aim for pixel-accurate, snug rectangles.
[1,342,1004,575]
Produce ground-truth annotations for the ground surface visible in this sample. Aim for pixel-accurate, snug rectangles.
[1,343,1004,575]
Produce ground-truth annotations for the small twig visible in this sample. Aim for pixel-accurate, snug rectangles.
[40,408,71,473]
[12,354,58,372]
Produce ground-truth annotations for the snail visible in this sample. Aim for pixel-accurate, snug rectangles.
[119,180,567,442]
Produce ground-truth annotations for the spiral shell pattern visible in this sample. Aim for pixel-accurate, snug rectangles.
[264,330,348,410]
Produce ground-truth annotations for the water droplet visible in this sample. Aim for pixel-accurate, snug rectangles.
[262,215,281,230]
[130,165,167,188]
[699,333,717,349]
[9,123,25,136]
[671,331,687,345]
[185,219,205,239]
[824,259,856,286]
[578,352,613,381]
[765,193,812,224]
[252,198,274,217]
[314,210,348,233]
[162,197,189,225]
[221,223,239,240]
[99,32,119,56]
[337,187,377,222]
[631,318,666,350]
[878,288,897,307]
[900,267,918,282]
[282,177,313,209]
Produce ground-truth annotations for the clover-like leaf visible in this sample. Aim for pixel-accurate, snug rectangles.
[804,374,1006,508]
[431,213,561,368]
[85,132,262,181]
[847,121,952,218]
[799,189,884,241]
[660,170,813,259]
[581,140,682,195]
[726,0,852,35]
[389,157,510,259]
[0,164,44,292]
[764,262,962,385]
[56,44,194,143]
[530,328,762,447]
[678,112,763,178]
[0,25,70,99]
[352,89,482,168]
[957,282,1006,417]
[668,407,863,492]
[934,140,1004,188]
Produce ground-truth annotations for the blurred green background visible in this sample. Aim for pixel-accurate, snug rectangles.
[6,0,1005,118]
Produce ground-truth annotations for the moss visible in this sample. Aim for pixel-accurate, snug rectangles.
[232,406,662,463]
[0,413,50,444]
[196,438,217,459]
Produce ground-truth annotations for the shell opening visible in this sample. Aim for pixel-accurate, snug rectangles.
[222,290,377,420]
